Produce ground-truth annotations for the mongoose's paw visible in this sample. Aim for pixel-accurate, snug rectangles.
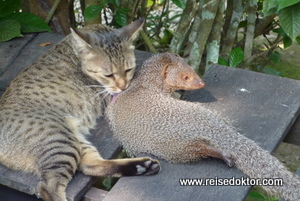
[122,157,160,176]
[221,152,235,167]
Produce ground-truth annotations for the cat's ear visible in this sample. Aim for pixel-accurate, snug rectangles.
[70,28,92,55]
[119,18,144,41]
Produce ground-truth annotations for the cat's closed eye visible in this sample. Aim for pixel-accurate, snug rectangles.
[105,74,115,79]
[125,68,133,74]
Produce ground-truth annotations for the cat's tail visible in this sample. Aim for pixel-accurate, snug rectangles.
[210,129,300,201]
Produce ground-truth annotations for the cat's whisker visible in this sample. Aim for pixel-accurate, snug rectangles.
[84,85,106,88]
[94,90,108,99]
[101,91,110,102]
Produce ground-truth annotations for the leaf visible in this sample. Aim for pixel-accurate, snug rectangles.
[247,191,266,200]
[283,36,293,48]
[257,65,282,76]
[269,51,281,63]
[107,0,120,7]
[0,0,21,18]
[278,2,300,40]
[115,9,127,27]
[296,35,300,44]
[146,0,155,8]
[171,0,186,9]
[218,57,229,66]
[8,12,51,33]
[273,27,287,36]
[277,0,300,10]
[262,0,278,16]
[0,19,23,42]
[84,5,102,21]
[229,47,244,67]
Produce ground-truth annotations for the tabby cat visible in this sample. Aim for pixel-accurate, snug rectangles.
[0,19,160,201]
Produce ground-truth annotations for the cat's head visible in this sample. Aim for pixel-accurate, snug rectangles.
[70,19,144,94]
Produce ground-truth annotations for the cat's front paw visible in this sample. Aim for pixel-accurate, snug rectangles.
[122,157,160,176]
[136,158,160,175]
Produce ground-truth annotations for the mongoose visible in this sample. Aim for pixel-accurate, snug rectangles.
[106,52,300,201]
[0,19,159,201]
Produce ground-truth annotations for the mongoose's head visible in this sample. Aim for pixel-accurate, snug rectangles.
[160,53,205,91]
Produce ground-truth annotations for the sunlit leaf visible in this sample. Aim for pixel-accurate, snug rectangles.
[278,2,300,40]
[229,47,244,67]
[277,0,300,10]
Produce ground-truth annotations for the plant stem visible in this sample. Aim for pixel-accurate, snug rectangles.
[46,0,61,24]
[140,30,157,53]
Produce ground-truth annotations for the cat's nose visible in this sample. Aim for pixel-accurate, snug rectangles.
[117,80,127,91]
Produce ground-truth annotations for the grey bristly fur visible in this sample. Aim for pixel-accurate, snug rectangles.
[106,52,300,201]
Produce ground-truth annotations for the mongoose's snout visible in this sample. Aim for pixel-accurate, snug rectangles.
[189,76,205,90]
[178,72,206,90]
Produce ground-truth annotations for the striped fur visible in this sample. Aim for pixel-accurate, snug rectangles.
[0,19,159,201]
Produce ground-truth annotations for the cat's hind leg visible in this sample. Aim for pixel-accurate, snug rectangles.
[79,140,160,177]
[36,129,81,201]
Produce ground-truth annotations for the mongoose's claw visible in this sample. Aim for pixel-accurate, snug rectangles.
[136,158,161,176]
[221,152,235,167]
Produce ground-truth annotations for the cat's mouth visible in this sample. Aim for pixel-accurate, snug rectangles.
[110,93,120,103]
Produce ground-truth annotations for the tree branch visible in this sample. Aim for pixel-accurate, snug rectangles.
[46,0,61,24]
[169,0,198,54]
[140,30,157,53]
[244,0,257,60]
[220,0,244,59]
[205,0,224,71]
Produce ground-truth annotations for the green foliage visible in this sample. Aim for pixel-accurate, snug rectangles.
[171,0,186,9]
[273,27,293,48]
[84,0,127,27]
[0,0,20,18]
[277,0,300,10]
[218,47,244,67]
[115,8,128,27]
[278,3,300,40]
[229,47,244,67]
[218,57,229,66]
[0,0,51,42]
[247,191,279,201]
[257,65,283,76]
[84,5,103,21]
[0,19,22,42]
[263,0,300,40]
[269,51,281,63]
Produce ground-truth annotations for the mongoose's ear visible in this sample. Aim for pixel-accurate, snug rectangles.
[119,18,144,41]
[161,62,205,90]
[70,28,92,55]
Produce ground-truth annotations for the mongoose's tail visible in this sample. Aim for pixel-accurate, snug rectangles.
[210,128,300,201]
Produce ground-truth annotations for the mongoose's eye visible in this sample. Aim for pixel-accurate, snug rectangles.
[182,75,190,81]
